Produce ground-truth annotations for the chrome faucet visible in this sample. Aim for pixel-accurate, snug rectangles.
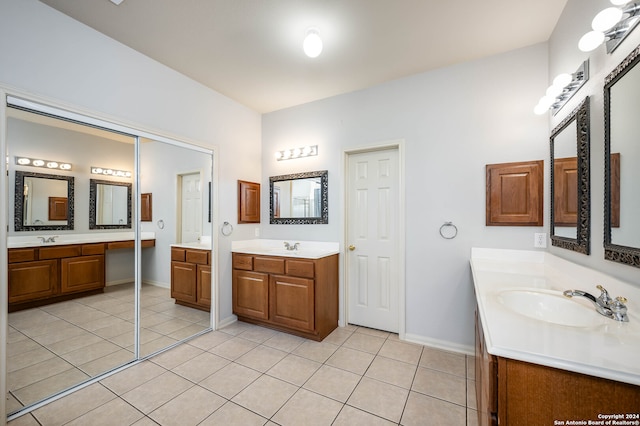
[37,235,59,243]
[563,285,629,322]
[283,242,300,251]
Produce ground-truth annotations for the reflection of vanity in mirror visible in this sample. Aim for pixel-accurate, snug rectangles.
[550,97,590,254]
[270,170,328,224]
[604,45,640,267]
[14,171,74,231]
[89,178,132,229]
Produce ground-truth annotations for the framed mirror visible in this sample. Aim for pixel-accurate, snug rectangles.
[604,44,640,268]
[270,170,328,224]
[89,178,132,229]
[550,97,590,254]
[14,170,74,231]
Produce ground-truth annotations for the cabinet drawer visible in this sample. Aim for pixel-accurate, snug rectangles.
[39,245,82,259]
[82,243,105,255]
[8,248,36,263]
[186,249,209,265]
[285,259,315,278]
[254,256,285,274]
[171,248,186,262]
[233,253,254,270]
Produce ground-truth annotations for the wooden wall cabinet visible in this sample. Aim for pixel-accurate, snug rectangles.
[171,247,211,311]
[238,180,260,223]
[475,312,640,425]
[141,193,152,222]
[486,160,543,226]
[232,252,338,341]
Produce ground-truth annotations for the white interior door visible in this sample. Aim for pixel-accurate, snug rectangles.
[347,148,400,332]
[180,172,202,243]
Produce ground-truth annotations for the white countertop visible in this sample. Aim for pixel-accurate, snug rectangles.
[232,239,339,259]
[8,232,156,248]
[171,236,212,250]
[471,248,640,386]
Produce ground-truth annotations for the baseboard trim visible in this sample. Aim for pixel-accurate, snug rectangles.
[403,332,474,356]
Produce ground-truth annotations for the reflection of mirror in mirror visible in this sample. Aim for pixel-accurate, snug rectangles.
[550,97,590,255]
[609,58,640,249]
[13,170,74,231]
[553,121,578,239]
[270,170,329,224]
[274,177,321,218]
[89,179,132,229]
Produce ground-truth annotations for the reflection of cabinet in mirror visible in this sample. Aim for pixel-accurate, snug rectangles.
[238,180,260,223]
[171,247,211,311]
[553,157,577,226]
[48,196,68,220]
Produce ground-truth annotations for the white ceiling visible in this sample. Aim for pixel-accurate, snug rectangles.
[39,0,568,113]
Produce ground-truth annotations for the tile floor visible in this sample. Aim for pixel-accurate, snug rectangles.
[7,283,210,412]
[8,321,479,426]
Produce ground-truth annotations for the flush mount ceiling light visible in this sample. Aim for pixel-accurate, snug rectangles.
[579,2,640,53]
[303,28,323,58]
[534,60,589,116]
[15,156,72,171]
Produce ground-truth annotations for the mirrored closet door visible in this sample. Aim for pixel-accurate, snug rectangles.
[4,95,214,418]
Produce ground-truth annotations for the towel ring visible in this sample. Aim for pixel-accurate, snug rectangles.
[221,221,234,236]
[439,222,458,239]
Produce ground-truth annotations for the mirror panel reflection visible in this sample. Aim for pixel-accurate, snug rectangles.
[605,45,640,267]
[14,171,74,231]
[6,106,137,414]
[270,170,329,224]
[550,97,590,254]
[89,179,132,229]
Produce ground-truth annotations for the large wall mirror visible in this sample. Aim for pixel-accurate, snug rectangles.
[550,97,590,254]
[14,171,74,231]
[604,44,640,268]
[89,179,132,229]
[270,170,328,224]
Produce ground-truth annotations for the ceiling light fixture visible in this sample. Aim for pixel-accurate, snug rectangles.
[579,2,640,53]
[303,28,323,58]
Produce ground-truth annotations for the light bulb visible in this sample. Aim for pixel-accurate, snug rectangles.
[32,159,45,167]
[303,28,323,58]
[275,151,283,160]
[292,148,301,158]
[534,103,549,115]
[17,158,31,165]
[546,85,563,98]
[283,150,292,159]
[302,146,312,156]
[553,73,572,88]
[60,164,71,170]
[592,7,624,32]
[611,0,630,6]
[578,31,605,52]
[46,162,58,168]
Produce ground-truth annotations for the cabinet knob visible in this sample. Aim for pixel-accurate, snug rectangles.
[348,245,356,251]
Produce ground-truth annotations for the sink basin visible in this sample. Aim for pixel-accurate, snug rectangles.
[496,289,607,327]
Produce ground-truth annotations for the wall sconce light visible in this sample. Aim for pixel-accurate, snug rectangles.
[15,156,72,171]
[579,1,640,53]
[91,166,132,178]
[275,145,318,161]
[534,60,589,116]
[303,28,323,58]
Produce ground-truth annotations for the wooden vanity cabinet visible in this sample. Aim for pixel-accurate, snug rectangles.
[8,244,105,311]
[232,252,338,341]
[475,311,640,425]
[170,247,211,311]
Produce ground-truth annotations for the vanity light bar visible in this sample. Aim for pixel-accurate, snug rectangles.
[275,145,318,161]
[15,156,72,171]
[91,166,132,178]
[534,60,589,116]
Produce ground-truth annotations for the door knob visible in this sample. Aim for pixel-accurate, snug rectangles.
[348,245,356,251]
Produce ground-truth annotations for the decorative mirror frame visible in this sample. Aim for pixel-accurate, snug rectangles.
[269,170,328,224]
[14,170,75,231]
[604,44,640,268]
[550,97,590,254]
[89,178,132,229]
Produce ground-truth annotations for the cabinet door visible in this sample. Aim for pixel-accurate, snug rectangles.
[8,260,59,303]
[171,261,197,303]
[233,270,268,320]
[476,312,498,426]
[61,255,105,294]
[197,264,211,308]
[269,274,314,332]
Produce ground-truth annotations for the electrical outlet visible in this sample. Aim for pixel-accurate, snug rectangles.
[534,233,547,248]
[254,228,260,237]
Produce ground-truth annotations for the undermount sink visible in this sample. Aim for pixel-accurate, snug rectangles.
[496,289,607,327]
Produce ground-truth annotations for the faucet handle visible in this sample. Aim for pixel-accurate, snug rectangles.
[611,296,629,322]
[616,296,627,304]
[596,284,613,305]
